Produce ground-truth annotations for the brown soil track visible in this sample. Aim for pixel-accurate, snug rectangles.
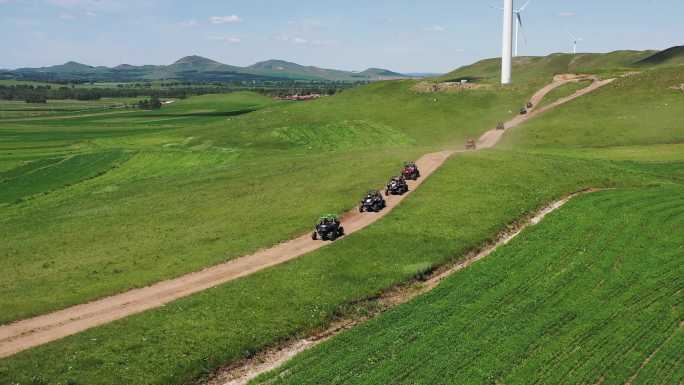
[0,74,613,359]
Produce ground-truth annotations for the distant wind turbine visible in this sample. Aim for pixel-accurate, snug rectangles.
[568,32,583,54]
[492,0,532,57]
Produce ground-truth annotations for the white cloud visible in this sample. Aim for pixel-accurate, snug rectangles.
[558,12,576,17]
[208,36,241,43]
[59,12,75,20]
[424,25,446,32]
[209,15,241,24]
[274,35,337,47]
[179,19,197,27]
[85,11,96,16]
[46,0,120,10]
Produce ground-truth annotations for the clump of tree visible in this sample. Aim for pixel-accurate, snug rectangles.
[137,95,162,110]
[25,94,47,103]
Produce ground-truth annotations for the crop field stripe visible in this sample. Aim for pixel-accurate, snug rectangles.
[0,151,131,205]
[247,187,683,385]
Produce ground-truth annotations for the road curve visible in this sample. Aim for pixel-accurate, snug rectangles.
[0,74,612,359]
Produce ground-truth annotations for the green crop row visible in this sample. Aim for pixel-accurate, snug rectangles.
[252,186,684,385]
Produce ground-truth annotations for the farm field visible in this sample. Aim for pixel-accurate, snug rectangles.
[0,52,682,385]
[0,81,534,323]
[251,186,684,385]
[0,148,674,385]
[0,98,145,119]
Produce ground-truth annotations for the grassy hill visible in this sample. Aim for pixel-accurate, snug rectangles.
[439,49,660,83]
[0,79,537,324]
[636,45,684,67]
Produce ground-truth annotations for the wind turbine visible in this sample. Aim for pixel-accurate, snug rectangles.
[513,0,532,57]
[501,0,513,85]
[492,0,532,57]
[568,32,583,54]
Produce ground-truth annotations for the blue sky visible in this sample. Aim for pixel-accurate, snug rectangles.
[1,0,682,72]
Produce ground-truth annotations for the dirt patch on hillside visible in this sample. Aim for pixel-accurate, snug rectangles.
[413,81,491,93]
[669,83,684,91]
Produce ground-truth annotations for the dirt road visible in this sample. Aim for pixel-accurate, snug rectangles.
[0,74,612,359]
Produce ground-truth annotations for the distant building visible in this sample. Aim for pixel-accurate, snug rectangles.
[276,94,323,101]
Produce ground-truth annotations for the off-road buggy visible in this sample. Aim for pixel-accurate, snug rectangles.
[496,122,505,130]
[465,138,477,150]
[359,190,386,212]
[385,176,409,196]
[312,214,345,241]
[402,161,421,180]
[526,101,534,109]
[519,107,528,115]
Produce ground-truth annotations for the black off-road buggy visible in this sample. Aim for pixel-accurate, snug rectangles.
[385,176,409,196]
[359,190,386,213]
[312,214,345,241]
[402,161,421,180]
[465,138,477,150]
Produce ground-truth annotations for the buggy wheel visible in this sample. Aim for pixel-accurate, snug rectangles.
[328,231,337,241]
[359,206,364,213]
[339,227,345,237]
[312,232,317,240]
[385,189,389,196]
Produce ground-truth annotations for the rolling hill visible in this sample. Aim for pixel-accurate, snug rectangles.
[438,48,672,83]
[636,45,684,67]
[5,56,410,83]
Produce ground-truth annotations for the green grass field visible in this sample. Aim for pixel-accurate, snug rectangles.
[251,186,683,385]
[0,82,535,323]
[0,98,145,119]
[536,79,593,109]
[501,67,684,149]
[1,54,682,385]
[1,149,674,385]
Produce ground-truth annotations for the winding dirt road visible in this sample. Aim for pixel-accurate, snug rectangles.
[0,74,613,359]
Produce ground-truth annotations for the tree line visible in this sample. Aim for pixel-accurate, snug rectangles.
[0,81,362,104]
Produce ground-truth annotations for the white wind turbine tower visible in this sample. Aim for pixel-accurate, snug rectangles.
[501,0,514,84]
[568,32,583,54]
[492,0,531,57]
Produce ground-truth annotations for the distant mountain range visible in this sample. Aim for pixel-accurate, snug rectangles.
[0,55,413,83]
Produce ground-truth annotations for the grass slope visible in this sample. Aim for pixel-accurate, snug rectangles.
[0,150,671,385]
[439,50,658,84]
[636,45,684,67]
[252,186,684,385]
[500,67,684,149]
[0,81,535,323]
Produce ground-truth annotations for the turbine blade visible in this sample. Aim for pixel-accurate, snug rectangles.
[516,13,523,28]
[518,16,528,46]
[518,0,532,12]
[489,2,504,10]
